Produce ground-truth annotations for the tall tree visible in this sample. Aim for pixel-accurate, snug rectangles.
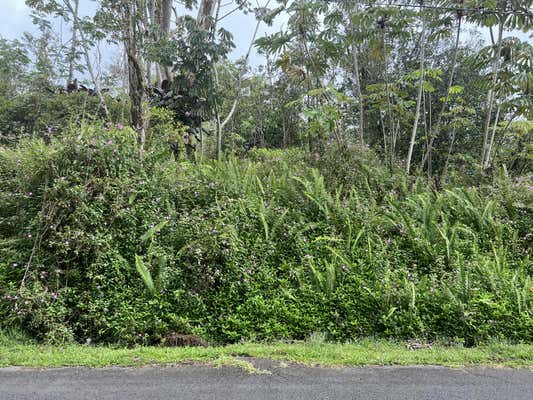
[67,0,79,85]
[466,0,533,169]
[158,0,173,82]
[96,0,147,149]
[26,0,110,115]
[406,6,427,174]
[420,0,465,172]
[196,0,221,159]
[213,1,275,160]
[64,0,110,116]
[123,0,147,150]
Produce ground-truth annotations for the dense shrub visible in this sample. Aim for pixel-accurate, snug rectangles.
[0,125,531,345]
[0,92,128,144]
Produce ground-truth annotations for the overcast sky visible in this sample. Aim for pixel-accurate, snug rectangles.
[0,0,529,71]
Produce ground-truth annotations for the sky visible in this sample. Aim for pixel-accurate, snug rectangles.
[0,1,33,39]
[0,0,530,72]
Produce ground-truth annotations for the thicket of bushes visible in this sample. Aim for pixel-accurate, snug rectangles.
[0,124,531,345]
[0,92,128,144]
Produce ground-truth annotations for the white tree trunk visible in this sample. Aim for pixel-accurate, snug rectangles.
[406,16,426,174]
[421,16,462,171]
[67,0,79,85]
[63,0,109,117]
[481,21,504,168]
[484,105,501,169]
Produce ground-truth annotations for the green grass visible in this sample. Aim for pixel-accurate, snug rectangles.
[2,339,533,369]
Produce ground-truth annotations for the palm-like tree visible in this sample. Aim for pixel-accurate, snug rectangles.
[466,0,533,169]
[482,38,533,168]
[420,0,468,173]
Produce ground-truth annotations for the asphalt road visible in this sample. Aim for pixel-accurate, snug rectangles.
[1,359,533,400]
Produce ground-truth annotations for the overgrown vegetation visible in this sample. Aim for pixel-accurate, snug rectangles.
[0,1,531,351]
[0,125,531,345]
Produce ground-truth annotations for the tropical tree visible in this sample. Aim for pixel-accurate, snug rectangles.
[465,0,533,169]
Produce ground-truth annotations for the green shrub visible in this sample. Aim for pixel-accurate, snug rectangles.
[0,127,531,345]
[0,92,128,144]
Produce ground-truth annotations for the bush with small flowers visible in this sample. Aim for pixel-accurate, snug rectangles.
[0,124,531,345]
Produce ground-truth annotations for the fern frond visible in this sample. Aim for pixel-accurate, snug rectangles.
[135,255,155,294]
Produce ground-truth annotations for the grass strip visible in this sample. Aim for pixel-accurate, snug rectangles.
[1,341,533,368]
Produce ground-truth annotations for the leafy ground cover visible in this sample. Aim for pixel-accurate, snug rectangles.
[1,125,532,346]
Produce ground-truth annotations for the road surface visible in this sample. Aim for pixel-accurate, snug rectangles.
[1,359,532,399]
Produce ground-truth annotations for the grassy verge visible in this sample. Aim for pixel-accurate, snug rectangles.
[1,339,533,368]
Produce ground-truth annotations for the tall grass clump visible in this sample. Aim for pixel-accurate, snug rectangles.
[0,124,531,345]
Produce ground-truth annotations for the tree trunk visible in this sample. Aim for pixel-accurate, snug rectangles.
[380,112,387,155]
[126,43,145,134]
[206,0,222,160]
[197,0,217,29]
[381,27,394,165]
[161,0,172,34]
[406,14,426,174]
[347,11,364,145]
[152,0,173,83]
[282,115,288,148]
[145,0,155,84]
[484,105,501,169]
[67,0,79,85]
[124,1,146,153]
[353,47,365,146]
[421,15,462,171]
[481,21,504,169]
[443,126,457,176]
[160,0,173,81]
[219,5,264,132]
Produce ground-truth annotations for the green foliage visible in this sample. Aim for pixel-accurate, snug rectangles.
[0,126,531,346]
[135,256,155,295]
[0,38,30,96]
[146,15,235,118]
[0,91,127,143]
